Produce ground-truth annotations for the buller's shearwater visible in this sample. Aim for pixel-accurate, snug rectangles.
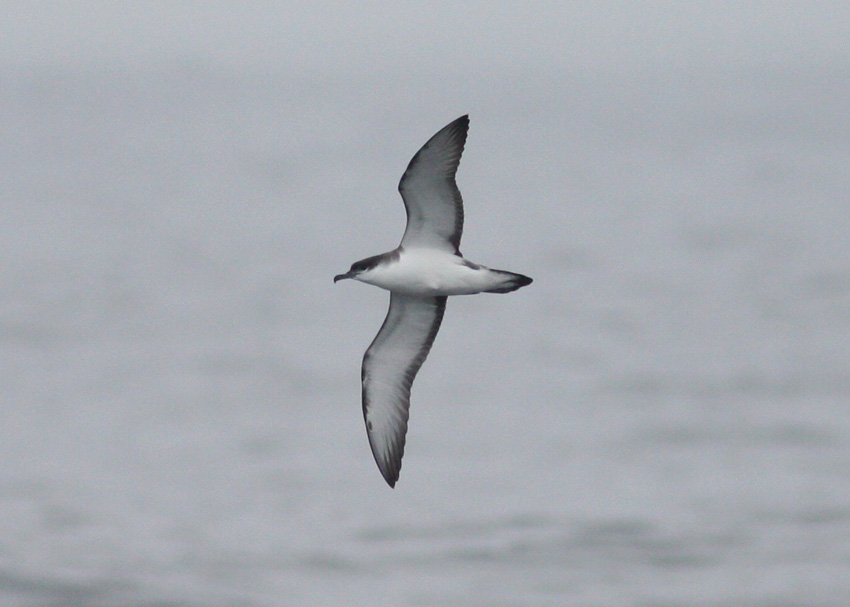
[334,115,532,487]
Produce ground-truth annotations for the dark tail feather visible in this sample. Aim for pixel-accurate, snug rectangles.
[485,270,533,294]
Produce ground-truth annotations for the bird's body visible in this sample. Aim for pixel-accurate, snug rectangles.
[335,115,532,487]
[350,247,527,296]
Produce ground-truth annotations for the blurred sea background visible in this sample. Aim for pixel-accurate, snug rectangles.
[1,3,849,606]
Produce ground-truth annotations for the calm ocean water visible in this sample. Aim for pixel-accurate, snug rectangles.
[1,62,849,606]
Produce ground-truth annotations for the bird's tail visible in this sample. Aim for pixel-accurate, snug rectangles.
[484,270,533,293]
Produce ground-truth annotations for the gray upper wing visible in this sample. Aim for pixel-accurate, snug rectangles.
[361,293,447,487]
[398,115,468,253]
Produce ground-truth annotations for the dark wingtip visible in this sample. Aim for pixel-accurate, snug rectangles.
[452,114,470,135]
[432,115,469,148]
[438,115,469,144]
[380,465,399,488]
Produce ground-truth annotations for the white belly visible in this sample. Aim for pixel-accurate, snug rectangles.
[358,249,495,296]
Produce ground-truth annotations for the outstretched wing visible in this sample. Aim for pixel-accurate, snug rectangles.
[398,115,468,253]
[361,293,447,487]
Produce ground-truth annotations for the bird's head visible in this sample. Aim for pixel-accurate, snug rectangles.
[334,256,375,283]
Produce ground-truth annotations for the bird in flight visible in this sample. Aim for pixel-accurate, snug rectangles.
[334,115,532,487]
